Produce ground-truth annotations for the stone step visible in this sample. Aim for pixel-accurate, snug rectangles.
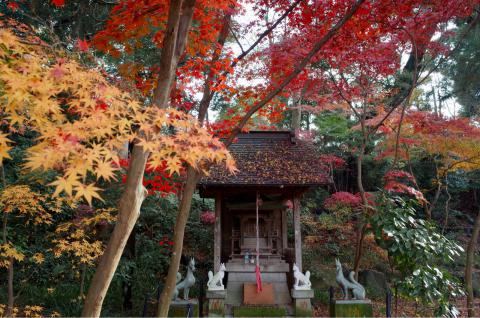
[226,262,290,273]
[227,282,290,292]
[227,272,287,283]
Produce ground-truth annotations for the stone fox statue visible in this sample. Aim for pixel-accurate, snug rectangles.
[207,263,226,290]
[173,258,196,300]
[335,258,366,300]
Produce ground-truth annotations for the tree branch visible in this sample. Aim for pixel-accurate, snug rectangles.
[224,0,366,146]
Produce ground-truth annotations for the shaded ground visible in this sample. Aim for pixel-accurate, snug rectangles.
[314,298,480,317]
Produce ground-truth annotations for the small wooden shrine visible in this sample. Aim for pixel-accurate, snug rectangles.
[199,131,330,311]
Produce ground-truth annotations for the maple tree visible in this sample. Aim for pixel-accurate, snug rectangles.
[0,15,234,316]
[0,185,65,316]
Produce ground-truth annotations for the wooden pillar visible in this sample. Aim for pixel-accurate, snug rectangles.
[214,194,222,273]
[282,208,288,252]
[293,194,302,271]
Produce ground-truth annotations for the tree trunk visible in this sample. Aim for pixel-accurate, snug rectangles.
[2,162,13,317]
[81,0,196,315]
[152,0,196,108]
[156,166,200,317]
[80,263,86,298]
[122,227,136,314]
[6,257,14,316]
[81,145,148,317]
[353,140,367,277]
[466,208,480,317]
[291,106,301,131]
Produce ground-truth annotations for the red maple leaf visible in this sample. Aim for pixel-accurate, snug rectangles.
[7,2,19,11]
[51,0,65,7]
[77,39,89,52]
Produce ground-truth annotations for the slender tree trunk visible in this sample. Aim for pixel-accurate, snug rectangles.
[81,145,148,317]
[7,257,14,316]
[156,167,200,317]
[466,208,480,317]
[1,163,13,317]
[122,228,135,314]
[353,140,367,277]
[80,263,86,298]
[81,1,196,315]
[291,103,302,131]
[3,212,14,317]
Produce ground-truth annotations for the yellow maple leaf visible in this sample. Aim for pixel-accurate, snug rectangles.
[49,176,81,197]
[165,156,183,175]
[94,160,117,181]
[73,183,103,205]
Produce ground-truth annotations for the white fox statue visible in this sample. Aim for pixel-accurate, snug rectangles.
[293,263,312,290]
[207,263,226,290]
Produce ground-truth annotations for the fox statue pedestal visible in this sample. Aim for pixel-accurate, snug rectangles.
[332,259,372,317]
[206,264,227,317]
[291,289,314,317]
[206,290,226,317]
[330,300,373,317]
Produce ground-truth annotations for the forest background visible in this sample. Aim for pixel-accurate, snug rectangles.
[0,0,480,316]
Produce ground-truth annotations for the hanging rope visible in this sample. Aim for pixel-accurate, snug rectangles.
[255,191,262,293]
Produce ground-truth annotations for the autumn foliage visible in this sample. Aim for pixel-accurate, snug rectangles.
[0,29,235,205]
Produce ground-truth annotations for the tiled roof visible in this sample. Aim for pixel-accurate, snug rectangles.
[200,131,331,186]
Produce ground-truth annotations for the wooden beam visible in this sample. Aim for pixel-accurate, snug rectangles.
[214,194,222,272]
[293,195,302,271]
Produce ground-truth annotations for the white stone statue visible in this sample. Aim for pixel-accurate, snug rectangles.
[172,258,196,300]
[292,263,312,290]
[207,263,226,290]
[335,258,366,300]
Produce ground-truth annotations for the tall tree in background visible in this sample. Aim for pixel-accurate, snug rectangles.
[442,20,480,117]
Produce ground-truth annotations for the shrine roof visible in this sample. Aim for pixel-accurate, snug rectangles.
[199,131,331,188]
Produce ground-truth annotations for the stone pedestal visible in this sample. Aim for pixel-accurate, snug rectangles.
[206,290,226,317]
[290,289,314,317]
[329,299,373,317]
[169,299,199,317]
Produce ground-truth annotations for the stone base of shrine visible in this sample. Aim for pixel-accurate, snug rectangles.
[329,299,373,317]
[291,289,314,317]
[168,299,199,317]
[206,290,226,317]
[225,260,292,307]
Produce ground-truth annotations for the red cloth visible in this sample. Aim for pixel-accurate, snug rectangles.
[255,264,262,293]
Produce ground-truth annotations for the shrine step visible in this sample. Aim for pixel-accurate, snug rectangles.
[226,261,289,273]
[228,272,288,283]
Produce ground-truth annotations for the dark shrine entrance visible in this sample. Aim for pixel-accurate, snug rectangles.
[224,193,285,262]
[199,131,331,310]
[201,188,304,307]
